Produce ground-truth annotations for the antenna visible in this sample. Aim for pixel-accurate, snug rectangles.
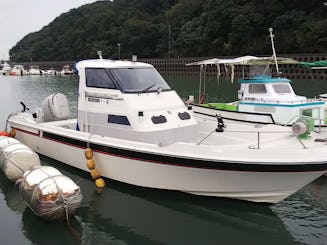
[269,28,279,75]
[97,51,103,59]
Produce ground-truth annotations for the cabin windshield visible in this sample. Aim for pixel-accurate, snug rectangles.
[85,67,171,93]
[249,65,271,78]
[248,84,267,94]
[110,67,171,93]
[272,84,292,94]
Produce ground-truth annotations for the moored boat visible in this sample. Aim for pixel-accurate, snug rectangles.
[7,54,327,203]
[187,29,327,126]
[189,71,326,126]
[0,62,11,75]
[60,65,74,76]
[43,68,57,76]
[28,65,42,75]
[10,65,29,76]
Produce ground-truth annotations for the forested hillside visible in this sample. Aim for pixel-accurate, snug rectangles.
[9,0,327,62]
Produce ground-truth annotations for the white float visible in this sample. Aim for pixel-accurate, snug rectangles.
[0,136,40,182]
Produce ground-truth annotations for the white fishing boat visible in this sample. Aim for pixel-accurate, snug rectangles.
[43,68,57,76]
[0,62,11,75]
[187,29,327,126]
[60,65,74,76]
[28,65,42,75]
[6,54,327,203]
[10,65,29,76]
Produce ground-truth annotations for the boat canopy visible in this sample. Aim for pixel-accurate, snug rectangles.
[299,61,327,69]
[186,55,299,103]
[186,56,298,66]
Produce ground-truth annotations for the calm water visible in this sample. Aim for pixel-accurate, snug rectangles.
[0,75,327,245]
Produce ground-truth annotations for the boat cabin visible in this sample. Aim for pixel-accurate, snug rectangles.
[237,75,325,124]
[238,75,306,103]
[76,59,197,145]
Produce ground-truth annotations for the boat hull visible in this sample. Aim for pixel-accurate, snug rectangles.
[9,120,326,204]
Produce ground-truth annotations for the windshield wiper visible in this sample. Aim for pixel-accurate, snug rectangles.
[140,83,156,93]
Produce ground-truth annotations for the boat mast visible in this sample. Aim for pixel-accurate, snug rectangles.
[199,65,203,104]
[269,28,279,76]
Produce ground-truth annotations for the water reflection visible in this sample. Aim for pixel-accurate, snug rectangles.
[272,177,327,245]
[0,171,26,213]
[40,157,296,245]
[22,209,83,245]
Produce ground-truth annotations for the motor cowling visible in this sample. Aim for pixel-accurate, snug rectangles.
[41,93,70,122]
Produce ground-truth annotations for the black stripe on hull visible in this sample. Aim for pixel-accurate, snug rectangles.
[41,131,327,173]
[192,105,327,127]
[192,105,275,125]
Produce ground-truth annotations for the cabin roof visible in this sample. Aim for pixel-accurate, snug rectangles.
[239,75,292,84]
[76,59,153,70]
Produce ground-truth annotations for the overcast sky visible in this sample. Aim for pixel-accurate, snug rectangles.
[0,0,99,60]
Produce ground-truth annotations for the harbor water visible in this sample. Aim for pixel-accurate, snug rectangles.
[0,75,326,245]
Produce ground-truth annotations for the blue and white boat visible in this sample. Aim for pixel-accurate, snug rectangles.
[187,29,326,126]
[189,62,325,126]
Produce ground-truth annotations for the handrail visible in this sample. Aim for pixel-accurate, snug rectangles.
[197,129,308,149]
[240,98,323,105]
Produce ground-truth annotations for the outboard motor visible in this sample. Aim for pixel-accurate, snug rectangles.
[41,93,70,122]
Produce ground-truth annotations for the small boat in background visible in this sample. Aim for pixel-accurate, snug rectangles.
[60,65,74,76]
[43,68,57,76]
[187,28,326,126]
[0,62,11,75]
[10,65,29,76]
[28,65,42,75]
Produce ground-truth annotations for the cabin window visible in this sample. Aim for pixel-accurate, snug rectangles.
[248,84,267,94]
[108,115,130,125]
[301,109,312,117]
[273,84,291,93]
[178,112,191,120]
[151,115,167,124]
[86,68,117,89]
[110,68,171,93]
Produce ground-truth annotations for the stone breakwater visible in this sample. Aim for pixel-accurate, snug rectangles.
[10,53,327,79]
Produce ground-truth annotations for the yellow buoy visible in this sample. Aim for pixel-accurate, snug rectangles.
[86,159,96,170]
[84,146,105,188]
[90,169,101,180]
[9,129,16,138]
[84,148,93,160]
[95,178,106,188]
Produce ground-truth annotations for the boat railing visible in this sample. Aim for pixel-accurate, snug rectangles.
[233,130,307,149]
[240,98,322,104]
[197,129,308,149]
[307,97,325,103]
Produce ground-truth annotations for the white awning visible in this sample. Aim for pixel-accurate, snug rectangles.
[186,56,298,66]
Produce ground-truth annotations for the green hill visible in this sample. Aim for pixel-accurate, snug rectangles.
[9,0,327,62]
